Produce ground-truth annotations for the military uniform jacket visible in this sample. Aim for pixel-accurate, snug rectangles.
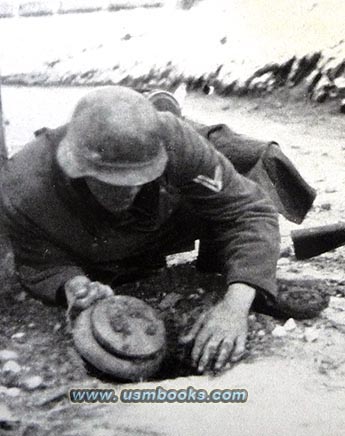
[0,112,280,303]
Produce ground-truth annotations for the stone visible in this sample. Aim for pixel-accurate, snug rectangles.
[121,33,132,41]
[329,296,345,311]
[320,203,331,211]
[257,330,265,338]
[248,73,273,92]
[2,360,21,374]
[324,309,345,326]
[280,246,293,258]
[53,323,62,332]
[0,386,8,395]
[334,77,345,90]
[0,403,20,431]
[325,187,337,193]
[311,75,334,102]
[158,292,183,310]
[20,375,44,391]
[304,327,319,342]
[272,326,287,338]
[284,318,297,332]
[324,297,345,326]
[313,89,328,103]
[305,69,322,93]
[278,258,290,266]
[11,332,25,340]
[6,387,21,397]
[14,291,27,302]
[0,350,19,362]
[187,294,199,301]
[0,387,21,398]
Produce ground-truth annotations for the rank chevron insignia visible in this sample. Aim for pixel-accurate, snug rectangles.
[193,164,223,192]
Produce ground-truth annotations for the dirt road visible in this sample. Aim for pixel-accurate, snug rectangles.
[0,87,344,435]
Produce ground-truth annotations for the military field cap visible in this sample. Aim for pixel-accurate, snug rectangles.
[57,86,168,186]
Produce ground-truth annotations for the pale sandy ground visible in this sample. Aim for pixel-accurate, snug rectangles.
[77,358,344,436]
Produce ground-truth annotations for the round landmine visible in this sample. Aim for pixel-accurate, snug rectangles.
[73,303,166,381]
[91,296,166,360]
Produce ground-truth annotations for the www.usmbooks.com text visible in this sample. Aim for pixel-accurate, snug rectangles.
[69,386,248,403]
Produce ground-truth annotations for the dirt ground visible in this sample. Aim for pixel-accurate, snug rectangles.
[0,88,345,435]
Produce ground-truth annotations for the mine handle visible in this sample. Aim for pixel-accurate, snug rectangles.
[291,222,345,260]
[0,77,7,169]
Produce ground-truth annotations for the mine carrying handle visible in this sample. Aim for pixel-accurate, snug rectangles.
[292,222,345,260]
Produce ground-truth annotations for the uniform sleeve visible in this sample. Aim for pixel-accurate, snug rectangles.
[0,193,83,304]
[159,112,280,297]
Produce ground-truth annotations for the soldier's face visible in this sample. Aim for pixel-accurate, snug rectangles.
[85,177,141,213]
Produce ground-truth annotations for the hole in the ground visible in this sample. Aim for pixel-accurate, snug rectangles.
[78,263,225,381]
[76,263,332,383]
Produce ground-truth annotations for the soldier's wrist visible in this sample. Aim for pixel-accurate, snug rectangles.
[224,283,256,313]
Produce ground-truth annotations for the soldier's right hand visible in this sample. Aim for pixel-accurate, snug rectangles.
[65,275,113,312]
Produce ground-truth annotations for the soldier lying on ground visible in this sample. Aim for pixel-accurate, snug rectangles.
[0,86,281,373]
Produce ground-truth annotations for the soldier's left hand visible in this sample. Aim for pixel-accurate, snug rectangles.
[180,298,249,373]
[180,283,256,373]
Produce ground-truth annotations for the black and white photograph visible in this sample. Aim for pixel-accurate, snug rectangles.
[0,1,344,435]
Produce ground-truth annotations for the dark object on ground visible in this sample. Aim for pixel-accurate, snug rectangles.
[253,279,330,319]
[73,296,166,381]
[292,222,345,259]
